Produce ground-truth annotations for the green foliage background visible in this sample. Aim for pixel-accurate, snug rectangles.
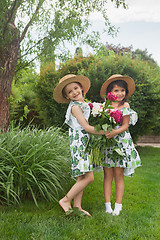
[10,68,40,126]
[35,52,160,140]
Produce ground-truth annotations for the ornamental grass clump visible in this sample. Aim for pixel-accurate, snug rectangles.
[0,126,71,206]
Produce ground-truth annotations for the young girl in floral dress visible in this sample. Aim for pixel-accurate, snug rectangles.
[53,74,105,216]
[100,74,141,216]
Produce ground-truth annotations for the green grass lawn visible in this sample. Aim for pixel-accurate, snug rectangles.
[0,147,160,240]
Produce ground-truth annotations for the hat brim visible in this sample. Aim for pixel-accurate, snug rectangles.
[100,75,135,99]
[53,75,91,103]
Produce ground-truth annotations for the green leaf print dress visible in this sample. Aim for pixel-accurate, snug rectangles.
[65,101,93,177]
[102,107,141,177]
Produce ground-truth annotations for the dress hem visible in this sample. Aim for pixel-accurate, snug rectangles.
[102,164,142,177]
[71,170,93,178]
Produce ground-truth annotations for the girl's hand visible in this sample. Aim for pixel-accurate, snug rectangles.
[105,129,117,139]
[105,115,130,139]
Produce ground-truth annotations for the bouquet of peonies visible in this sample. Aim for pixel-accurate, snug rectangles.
[86,92,124,166]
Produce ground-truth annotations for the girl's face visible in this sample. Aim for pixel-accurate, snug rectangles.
[111,84,126,102]
[64,82,84,102]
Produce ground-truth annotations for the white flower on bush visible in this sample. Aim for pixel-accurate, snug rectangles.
[91,102,103,117]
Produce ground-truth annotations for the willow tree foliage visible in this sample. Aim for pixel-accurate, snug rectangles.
[0,0,127,130]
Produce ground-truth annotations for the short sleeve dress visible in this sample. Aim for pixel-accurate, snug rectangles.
[102,107,141,177]
[65,100,93,177]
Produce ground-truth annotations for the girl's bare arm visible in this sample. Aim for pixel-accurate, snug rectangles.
[72,105,105,135]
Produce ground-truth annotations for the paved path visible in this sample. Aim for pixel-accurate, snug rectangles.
[136,143,160,148]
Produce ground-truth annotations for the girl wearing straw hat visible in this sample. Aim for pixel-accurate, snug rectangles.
[100,74,141,216]
[53,74,105,216]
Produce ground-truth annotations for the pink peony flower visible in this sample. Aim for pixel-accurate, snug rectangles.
[88,103,93,109]
[110,109,123,124]
[107,92,117,101]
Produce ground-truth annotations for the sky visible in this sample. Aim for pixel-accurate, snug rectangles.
[85,0,160,66]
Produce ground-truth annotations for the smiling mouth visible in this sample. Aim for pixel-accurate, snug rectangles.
[74,94,79,98]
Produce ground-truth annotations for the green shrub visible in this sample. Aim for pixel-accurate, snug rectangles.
[36,53,160,140]
[10,68,41,127]
[0,125,71,206]
[35,64,68,128]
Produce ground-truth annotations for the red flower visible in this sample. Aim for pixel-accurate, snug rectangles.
[88,103,93,109]
[107,92,117,101]
[110,109,123,124]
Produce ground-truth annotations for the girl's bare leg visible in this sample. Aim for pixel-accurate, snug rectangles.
[112,167,124,216]
[73,190,83,209]
[73,190,91,216]
[103,167,114,202]
[59,171,94,213]
[114,167,124,204]
[73,176,84,209]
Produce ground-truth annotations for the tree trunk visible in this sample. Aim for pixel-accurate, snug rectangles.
[0,24,20,131]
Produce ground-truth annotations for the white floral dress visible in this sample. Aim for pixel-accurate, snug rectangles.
[102,107,141,177]
[65,101,93,177]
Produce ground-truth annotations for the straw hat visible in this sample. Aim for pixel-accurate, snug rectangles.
[100,74,135,99]
[53,74,91,103]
